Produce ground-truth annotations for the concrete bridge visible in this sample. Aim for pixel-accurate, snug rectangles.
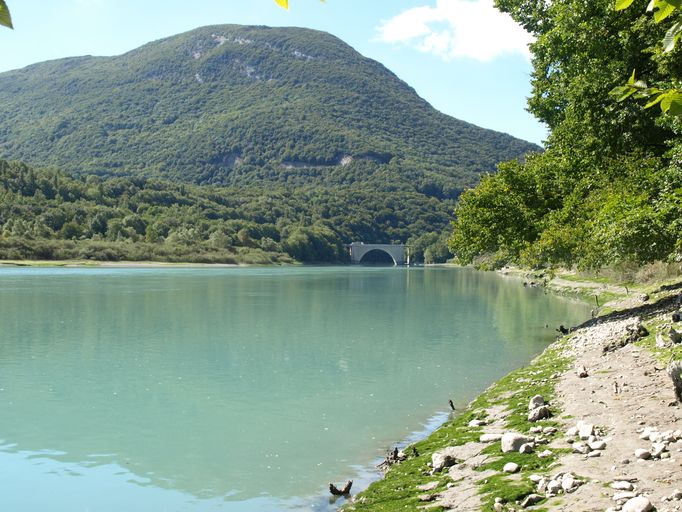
[347,242,409,265]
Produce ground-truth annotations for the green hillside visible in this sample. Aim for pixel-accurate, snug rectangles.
[0,25,539,262]
[0,25,536,187]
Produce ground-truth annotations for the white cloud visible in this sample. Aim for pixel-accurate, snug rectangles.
[376,0,533,62]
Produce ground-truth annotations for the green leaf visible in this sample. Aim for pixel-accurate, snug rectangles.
[610,85,638,102]
[627,69,637,84]
[615,0,637,9]
[663,21,682,51]
[660,91,682,116]
[0,0,13,29]
[644,93,665,108]
[652,0,678,22]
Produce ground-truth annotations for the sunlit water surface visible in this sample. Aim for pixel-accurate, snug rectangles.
[0,266,590,511]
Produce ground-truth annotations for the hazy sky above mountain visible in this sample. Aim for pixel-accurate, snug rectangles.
[0,0,546,145]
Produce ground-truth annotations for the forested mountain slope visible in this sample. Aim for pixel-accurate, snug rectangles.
[0,25,537,192]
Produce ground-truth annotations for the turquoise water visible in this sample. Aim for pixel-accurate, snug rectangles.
[0,266,589,511]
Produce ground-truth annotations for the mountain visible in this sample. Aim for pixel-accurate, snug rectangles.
[0,25,537,186]
[0,25,539,262]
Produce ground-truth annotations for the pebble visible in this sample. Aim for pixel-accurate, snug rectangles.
[529,474,543,483]
[613,491,638,502]
[501,432,533,453]
[578,422,595,440]
[621,496,653,512]
[587,450,601,458]
[528,405,551,422]
[665,489,682,501]
[503,462,519,473]
[538,449,553,458]
[519,443,534,454]
[651,442,667,458]
[589,440,607,451]
[520,494,544,508]
[634,449,651,460]
[528,395,545,410]
[573,442,591,454]
[468,419,486,427]
[529,426,543,434]
[611,481,635,491]
[546,479,561,494]
[566,426,578,437]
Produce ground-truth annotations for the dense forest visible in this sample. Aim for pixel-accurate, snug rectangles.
[0,25,540,263]
[0,159,455,263]
[449,0,682,270]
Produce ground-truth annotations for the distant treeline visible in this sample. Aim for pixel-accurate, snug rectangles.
[0,159,452,263]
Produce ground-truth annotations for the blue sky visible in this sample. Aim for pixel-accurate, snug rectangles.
[0,0,546,145]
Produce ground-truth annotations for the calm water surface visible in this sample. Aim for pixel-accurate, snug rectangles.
[0,266,590,511]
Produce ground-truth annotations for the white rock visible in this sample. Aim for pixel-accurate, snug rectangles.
[573,442,591,454]
[543,426,557,435]
[651,442,667,457]
[578,423,594,440]
[587,450,601,458]
[529,474,543,483]
[634,448,651,460]
[589,440,607,450]
[501,432,534,453]
[667,489,682,500]
[519,443,534,454]
[528,395,545,411]
[611,481,635,491]
[528,405,551,422]
[566,426,579,437]
[561,475,577,492]
[546,479,561,494]
[469,419,486,427]
[538,449,553,458]
[431,447,459,472]
[480,433,503,443]
[613,491,638,502]
[536,477,547,492]
[622,496,653,512]
[503,462,520,473]
[529,426,543,434]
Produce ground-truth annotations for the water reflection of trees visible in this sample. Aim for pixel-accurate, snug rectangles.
[0,268,589,502]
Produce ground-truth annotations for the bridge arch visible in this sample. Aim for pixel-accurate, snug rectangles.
[358,248,397,265]
[347,242,409,266]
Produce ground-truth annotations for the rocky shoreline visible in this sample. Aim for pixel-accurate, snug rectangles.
[344,276,682,512]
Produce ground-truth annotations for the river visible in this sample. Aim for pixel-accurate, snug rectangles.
[0,266,590,511]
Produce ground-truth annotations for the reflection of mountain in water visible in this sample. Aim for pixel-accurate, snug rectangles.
[0,267,589,507]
